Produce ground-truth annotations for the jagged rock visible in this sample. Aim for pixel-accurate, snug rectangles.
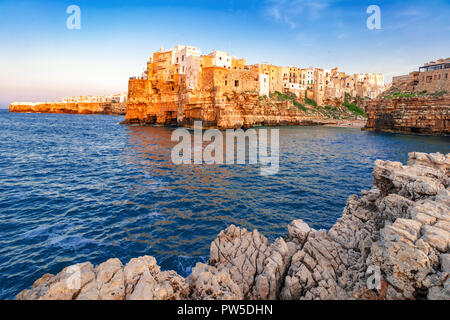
[427,279,450,300]
[440,254,450,273]
[188,263,243,300]
[16,262,95,300]
[287,220,312,245]
[123,256,189,300]
[16,256,189,300]
[378,194,414,224]
[15,152,450,300]
[77,258,125,300]
[206,225,291,300]
[409,152,450,176]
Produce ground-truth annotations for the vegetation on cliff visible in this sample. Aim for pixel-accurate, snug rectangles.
[381,88,448,99]
[343,93,366,117]
[271,91,307,112]
[271,91,367,120]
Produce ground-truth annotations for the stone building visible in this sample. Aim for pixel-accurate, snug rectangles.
[126,45,272,126]
[416,59,450,92]
[391,58,450,93]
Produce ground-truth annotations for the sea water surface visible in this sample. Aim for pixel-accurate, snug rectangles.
[0,109,449,299]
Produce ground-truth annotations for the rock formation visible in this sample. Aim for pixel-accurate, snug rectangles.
[16,152,450,300]
[364,95,450,135]
[9,102,126,115]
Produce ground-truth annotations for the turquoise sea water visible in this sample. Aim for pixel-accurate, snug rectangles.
[0,109,449,299]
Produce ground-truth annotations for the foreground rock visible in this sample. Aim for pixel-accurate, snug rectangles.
[16,152,450,300]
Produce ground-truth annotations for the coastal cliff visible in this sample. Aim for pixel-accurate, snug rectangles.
[364,95,450,135]
[9,102,126,115]
[126,77,363,129]
[16,152,450,300]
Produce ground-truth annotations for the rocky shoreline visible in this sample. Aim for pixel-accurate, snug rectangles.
[16,152,449,300]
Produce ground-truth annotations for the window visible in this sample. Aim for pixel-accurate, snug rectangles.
[182,55,184,61]
[235,80,239,87]
[446,73,448,79]
[225,80,228,86]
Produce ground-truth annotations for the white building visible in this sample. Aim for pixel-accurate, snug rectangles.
[259,74,269,96]
[209,50,232,69]
[172,45,202,75]
[303,68,315,89]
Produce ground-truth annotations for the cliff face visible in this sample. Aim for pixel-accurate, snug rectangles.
[125,78,335,129]
[16,152,450,300]
[9,102,126,115]
[364,95,450,135]
[181,91,335,129]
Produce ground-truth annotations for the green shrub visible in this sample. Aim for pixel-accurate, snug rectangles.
[293,101,307,111]
[304,91,317,107]
[343,101,366,116]
[273,91,297,101]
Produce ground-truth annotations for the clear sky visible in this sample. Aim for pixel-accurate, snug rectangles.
[0,0,449,107]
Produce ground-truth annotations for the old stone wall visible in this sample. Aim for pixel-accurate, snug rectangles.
[416,69,450,93]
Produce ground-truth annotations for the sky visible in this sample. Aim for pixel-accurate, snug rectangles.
[0,0,449,107]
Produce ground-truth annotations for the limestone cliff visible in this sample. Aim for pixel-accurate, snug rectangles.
[125,77,357,129]
[9,102,126,115]
[16,152,450,300]
[364,95,450,135]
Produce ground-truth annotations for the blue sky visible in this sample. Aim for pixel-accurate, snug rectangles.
[0,0,449,107]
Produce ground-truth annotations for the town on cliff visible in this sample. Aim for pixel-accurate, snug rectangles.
[9,46,449,135]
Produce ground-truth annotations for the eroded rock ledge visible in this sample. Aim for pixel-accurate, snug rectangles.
[16,152,450,300]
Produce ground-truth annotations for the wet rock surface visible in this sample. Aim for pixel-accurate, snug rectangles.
[16,152,449,300]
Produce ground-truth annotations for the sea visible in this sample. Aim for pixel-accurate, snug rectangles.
[0,109,449,299]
